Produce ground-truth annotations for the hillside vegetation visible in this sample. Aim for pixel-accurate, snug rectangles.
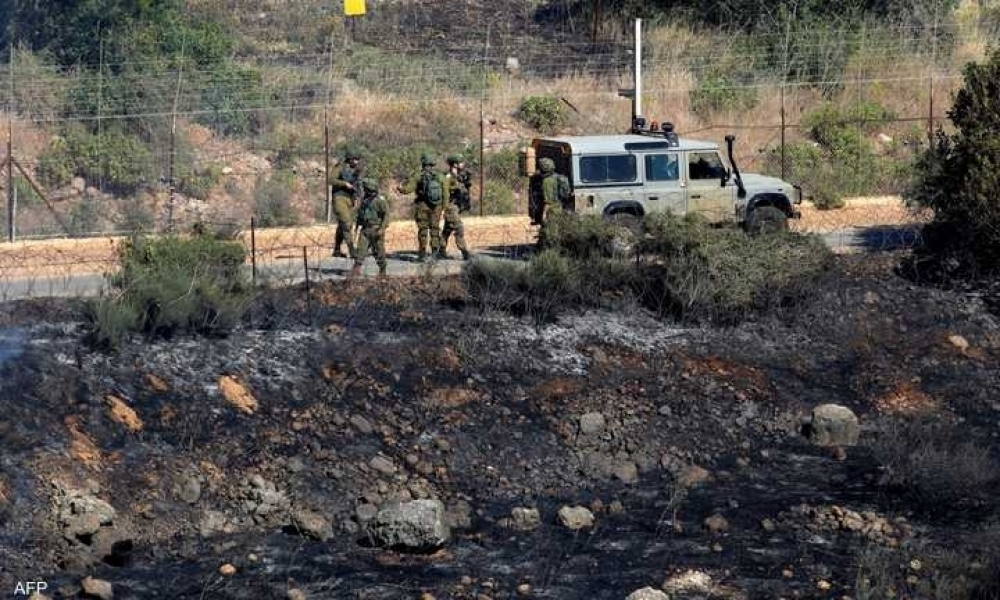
[0,0,997,235]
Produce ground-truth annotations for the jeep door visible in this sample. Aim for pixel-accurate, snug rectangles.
[685,151,736,223]
[575,153,640,215]
[640,152,685,215]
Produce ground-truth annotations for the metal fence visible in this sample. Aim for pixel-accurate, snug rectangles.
[0,17,994,293]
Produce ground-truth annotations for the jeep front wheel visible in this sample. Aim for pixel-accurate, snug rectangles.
[745,206,788,236]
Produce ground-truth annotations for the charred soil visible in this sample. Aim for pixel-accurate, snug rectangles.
[0,254,998,599]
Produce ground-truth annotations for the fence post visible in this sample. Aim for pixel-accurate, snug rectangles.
[7,43,14,243]
[302,246,312,324]
[250,217,257,285]
[779,83,786,181]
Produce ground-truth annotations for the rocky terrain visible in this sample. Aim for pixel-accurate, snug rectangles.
[0,253,998,599]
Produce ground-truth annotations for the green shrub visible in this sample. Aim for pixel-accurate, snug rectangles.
[517,96,567,134]
[271,130,322,170]
[86,233,251,349]
[253,170,299,227]
[481,181,517,215]
[69,197,101,236]
[906,48,1000,275]
[539,213,623,260]
[638,212,832,322]
[198,64,264,137]
[176,165,223,200]
[690,72,758,117]
[37,127,156,195]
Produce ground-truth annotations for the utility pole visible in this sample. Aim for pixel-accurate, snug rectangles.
[168,33,186,233]
[634,18,642,121]
[7,44,14,242]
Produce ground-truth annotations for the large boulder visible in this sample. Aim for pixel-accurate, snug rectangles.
[558,505,595,530]
[805,404,860,447]
[366,499,451,551]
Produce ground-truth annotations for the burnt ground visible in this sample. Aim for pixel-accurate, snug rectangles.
[0,253,998,599]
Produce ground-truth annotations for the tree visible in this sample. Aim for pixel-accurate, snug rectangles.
[906,48,1000,275]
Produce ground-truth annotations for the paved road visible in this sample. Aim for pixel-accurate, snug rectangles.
[0,225,922,301]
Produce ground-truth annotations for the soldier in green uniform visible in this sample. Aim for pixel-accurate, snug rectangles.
[350,179,389,277]
[397,153,445,262]
[440,154,472,260]
[532,157,571,248]
[331,148,363,258]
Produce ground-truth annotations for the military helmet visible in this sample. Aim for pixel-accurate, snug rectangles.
[421,153,437,166]
[345,148,362,160]
[538,157,556,172]
[446,154,464,165]
[361,178,379,193]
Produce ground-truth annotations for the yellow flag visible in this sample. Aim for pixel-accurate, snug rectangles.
[344,0,367,16]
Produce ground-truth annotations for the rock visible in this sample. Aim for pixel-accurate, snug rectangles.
[625,587,669,600]
[761,518,776,533]
[677,465,712,488]
[104,395,144,432]
[350,415,374,435]
[863,291,880,305]
[663,569,713,594]
[510,507,541,531]
[516,583,532,596]
[290,509,333,541]
[557,506,594,530]
[199,510,236,538]
[58,491,116,541]
[580,451,616,479]
[80,576,113,600]
[286,589,307,600]
[703,514,730,534]
[614,461,640,484]
[242,477,290,525]
[366,499,451,551]
[948,334,969,352]
[579,412,606,436]
[355,503,378,523]
[816,580,832,591]
[369,455,397,476]
[806,404,860,447]
[219,563,237,576]
[179,476,202,505]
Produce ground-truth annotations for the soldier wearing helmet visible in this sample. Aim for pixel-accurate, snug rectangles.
[350,178,390,277]
[397,153,445,262]
[440,154,472,260]
[331,147,364,258]
[530,156,572,248]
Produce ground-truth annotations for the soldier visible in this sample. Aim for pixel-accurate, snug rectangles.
[397,153,445,262]
[331,148,363,258]
[532,157,571,248]
[350,179,390,277]
[440,154,472,260]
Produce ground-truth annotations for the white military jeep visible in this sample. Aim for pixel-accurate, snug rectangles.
[522,121,802,235]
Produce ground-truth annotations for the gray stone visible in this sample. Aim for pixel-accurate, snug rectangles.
[366,499,451,550]
[663,569,713,594]
[626,587,669,600]
[290,509,333,541]
[59,491,116,541]
[579,412,606,436]
[350,415,374,435]
[704,514,730,534]
[355,503,378,523]
[614,461,640,484]
[369,455,397,476]
[807,404,860,447]
[80,576,113,600]
[557,505,594,530]
[446,500,473,529]
[179,477,202,505]
[286,589,308,600]
[510,507,541,531]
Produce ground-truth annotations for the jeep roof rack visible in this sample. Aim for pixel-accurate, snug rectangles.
[629,116,680,147]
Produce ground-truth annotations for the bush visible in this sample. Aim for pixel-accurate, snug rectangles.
[906,48,1000,276]
[253,170,299,227]
[86,233,251,349]
[638,212,833,322]
[481,181,517,215]
[870,416,1000,509]
[465,212,830,324]
[176,165,223,201]
[689,72,758,117]
[36,127,156,195]
[517,96,567,134]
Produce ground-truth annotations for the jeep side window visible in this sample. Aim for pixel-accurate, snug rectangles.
[645,153,679,181]
[688,152,726,181]
[579,155,637,184]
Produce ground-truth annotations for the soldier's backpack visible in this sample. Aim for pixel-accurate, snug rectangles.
[555,173,571,208]
[418,170,444,206]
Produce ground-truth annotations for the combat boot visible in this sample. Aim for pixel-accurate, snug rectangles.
[378,265,387,277]
[436,249,450,260]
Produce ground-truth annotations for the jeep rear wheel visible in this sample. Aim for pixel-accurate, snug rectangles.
[745,206,788,236]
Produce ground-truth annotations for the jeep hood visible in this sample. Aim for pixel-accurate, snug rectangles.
[739,173,793,191]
